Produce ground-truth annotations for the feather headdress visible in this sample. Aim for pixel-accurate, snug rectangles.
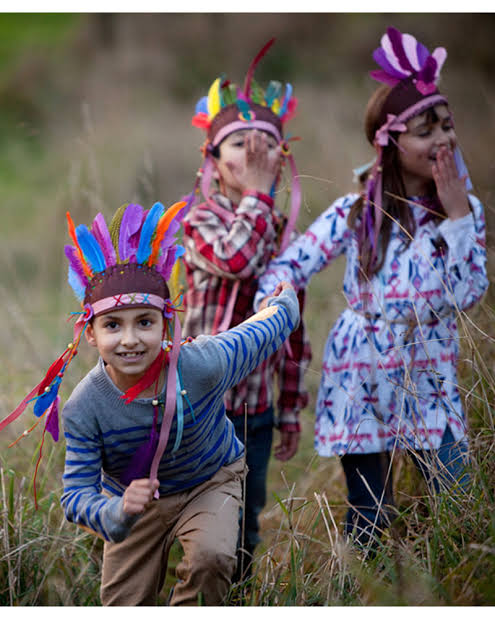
[371,26,446,95]
[192,38,298,132]
[1,200,188,507]
[189,37,301,289]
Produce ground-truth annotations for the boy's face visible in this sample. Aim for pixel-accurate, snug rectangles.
[215,129,280,203]
[85,306,164,393]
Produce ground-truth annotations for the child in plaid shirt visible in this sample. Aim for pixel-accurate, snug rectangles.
[183,40,311,579]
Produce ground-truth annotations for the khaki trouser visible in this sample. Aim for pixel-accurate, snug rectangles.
[100,458,244,606]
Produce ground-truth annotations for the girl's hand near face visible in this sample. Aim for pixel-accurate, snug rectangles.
[227,130,281,196]
[432,146,470,220]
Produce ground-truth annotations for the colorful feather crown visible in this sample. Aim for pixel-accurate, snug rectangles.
[191,38,297,135]
[1,199,189,508]
[370,26,447,96]
[66,200,187,308]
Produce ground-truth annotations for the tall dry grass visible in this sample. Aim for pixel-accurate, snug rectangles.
[1,14,494,605]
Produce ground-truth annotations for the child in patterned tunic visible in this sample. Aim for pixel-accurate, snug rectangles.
[182,39,311,579]
[255,27,488,550]
[2,200,300,605]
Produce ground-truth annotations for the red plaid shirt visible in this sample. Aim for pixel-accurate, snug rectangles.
[182,192,312,432]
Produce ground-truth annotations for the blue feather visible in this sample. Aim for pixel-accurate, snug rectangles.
[279,83,292,117]
[195,96,209,115]
[136,202,164,264]
[75,225,106,272]
[175,245,185,259]
[68,266,85,302]
[33,377,62,417]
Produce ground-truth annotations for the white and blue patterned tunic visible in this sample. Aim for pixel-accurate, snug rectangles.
[255,193,488,457]
[61,289,299,542]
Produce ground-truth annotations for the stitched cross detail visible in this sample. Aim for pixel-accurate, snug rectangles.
[142,293,151,304]
[128,293,138,304]
[113,294,126,306]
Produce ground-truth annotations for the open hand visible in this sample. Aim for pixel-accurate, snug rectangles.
[123,478,160,515]
[432,146,470,220]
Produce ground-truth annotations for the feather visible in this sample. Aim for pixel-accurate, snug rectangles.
[68,267,85,302]
[119,203,144,262]
[33,376,62,418]
[369,69,400,87]
[402,33,421,71]
[108,204,128,262]
[192,113,211,130]
[37,349,70,396]
[243,38,276,98]
[148,201,186,267]
[169,257,181,300]
[373,47,408,80]
[222,83,237,106]
[281,97,298,123]
[76,225,106,273]
[64,245,88,289]
[248,79,264,105]
[136,202,164,265]
[155,217,181,272]
[45,396,60,442]
[432,47,447,79]
[121,349,166,404]
[387,26,415,73]
[278,83,293,117]
[66,212,93,279]
[265,80,282,107]
[207,77,222,119]
[159,245,184,282]
[195,96,209,115]
[91,213,116,267]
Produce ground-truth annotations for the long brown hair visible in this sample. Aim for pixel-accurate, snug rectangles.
[348,85,432,279]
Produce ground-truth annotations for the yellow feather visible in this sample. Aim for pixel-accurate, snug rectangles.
[271,99,281,115]
[169,259,181,300]
[207,77,221,119]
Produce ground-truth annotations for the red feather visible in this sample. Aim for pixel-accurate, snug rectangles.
[37,349,70,396]
[121,350,167,404]
[243,38,276,98]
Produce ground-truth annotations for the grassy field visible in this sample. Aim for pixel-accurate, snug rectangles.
[1,14,494,606]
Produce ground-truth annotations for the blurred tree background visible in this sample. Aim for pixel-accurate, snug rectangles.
[1,11,493,402]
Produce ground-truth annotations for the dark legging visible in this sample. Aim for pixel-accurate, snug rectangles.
[340,425,469,549]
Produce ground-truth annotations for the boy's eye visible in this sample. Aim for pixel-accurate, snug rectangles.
[139,318,152,327]
[104,321,119,330]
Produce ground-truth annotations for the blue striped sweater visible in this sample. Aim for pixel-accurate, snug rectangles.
[60,288,299,542]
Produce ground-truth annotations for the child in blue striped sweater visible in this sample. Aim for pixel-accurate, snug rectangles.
[3,200,299,606]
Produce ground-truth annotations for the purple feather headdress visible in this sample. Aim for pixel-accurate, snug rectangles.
[371,26,446,95]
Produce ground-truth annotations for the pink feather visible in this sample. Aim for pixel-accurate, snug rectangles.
[91,213,116,267]
[64,245,88,288]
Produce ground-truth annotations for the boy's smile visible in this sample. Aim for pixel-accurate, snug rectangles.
[85,306,164,394]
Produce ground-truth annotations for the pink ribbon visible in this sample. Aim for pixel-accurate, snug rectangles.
[375,114,407,147]
[149,313,182,498]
